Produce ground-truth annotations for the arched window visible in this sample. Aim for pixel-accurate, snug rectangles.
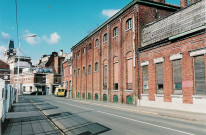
[103,33,108,43]
[82,92,85,99]
[88,43,92,50]
[126,96,133,104]
[126,18,132,30]
[83,47,86,54]
[78,50,81,56]
[88,65,91,74]
[88,93,91,100]
[78,68,80,76]
[103,94,107,101]
[113,95,118,103]
[83,67,86,74]
[78,92,80,98]
[95,39,99,47]
[95,93,98,100]
[113,27,118,37]
[95,62,99,72]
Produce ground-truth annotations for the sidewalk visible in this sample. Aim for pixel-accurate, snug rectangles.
[67,97,206,123]
[2,96,62,135]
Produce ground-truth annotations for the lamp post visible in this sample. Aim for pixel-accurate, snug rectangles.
[16,34,37,102]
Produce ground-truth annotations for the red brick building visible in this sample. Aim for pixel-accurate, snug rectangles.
[71,0,180,103]
[63,53,73,98]
[0,59,10,84]
[67,0,206,113]
[139,0,206,113]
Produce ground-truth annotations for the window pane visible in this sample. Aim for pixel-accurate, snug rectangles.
[156,63,163,94]
[173,60,182,91]
[194,55,206,95]
[142,66,148,94]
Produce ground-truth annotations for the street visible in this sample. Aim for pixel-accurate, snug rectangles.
[9,95,205,135]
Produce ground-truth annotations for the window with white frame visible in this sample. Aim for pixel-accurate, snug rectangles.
[142,65,148,94]
[126,18,132,30]
[78,68,80,76]
[83,47,85,54]
[89,43,92,50]
[88,65,91,74]
[114,27,118,37]
[194,55,206,95]
[95,39,99,47]
[103,33,107,43]
[173,60,182,94]
[95,62,99,72]
[156,63,163,94]
[78,50,80,56]
[83,67,85,74]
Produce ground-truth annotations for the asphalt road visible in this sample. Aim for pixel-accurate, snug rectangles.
[26,95,206,135]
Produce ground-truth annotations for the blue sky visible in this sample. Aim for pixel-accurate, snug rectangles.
[0,0,180,63]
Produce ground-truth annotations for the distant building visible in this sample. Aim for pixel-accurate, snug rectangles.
[62,53,73,98]
[0,59,10,84]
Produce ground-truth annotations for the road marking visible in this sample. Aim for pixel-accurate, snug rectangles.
[56,100,93,111]
[54,97,159,115]
[97,110,195,135]
[43,97,195,135]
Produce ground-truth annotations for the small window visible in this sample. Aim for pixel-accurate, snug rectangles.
[95,39,99,47]
[83,67,85,74]
[88,65,91,74]
[114,27,118,37]
[78,50,80,56]
[95,62,99,72]
[74,70,76,76]
[156,63,163,94]
[89,43,92,50]
[103,33,107,43]
[78,68,80,76]
[83,47,85,54]
[126,18,132,30]
[74,53,76,59]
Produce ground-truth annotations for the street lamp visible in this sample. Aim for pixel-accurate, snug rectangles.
[16,34,37,102]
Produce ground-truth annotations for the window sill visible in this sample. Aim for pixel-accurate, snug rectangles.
[103,89,108,92]
[112,90,118,92]
[171,95,183,98]
[112,36,118,39]
[125,28,132,32]
[103,41,107,44]
[94,71,98,73]
[141,94,149,96]
[154,94,164,97]
[192,95,206,99]
[125,90,133,92]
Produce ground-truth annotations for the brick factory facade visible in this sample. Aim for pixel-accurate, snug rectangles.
[67,0,206,113]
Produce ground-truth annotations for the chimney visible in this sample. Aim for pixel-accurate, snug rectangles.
[189,0,197,4]
[60,50,63,56]
[155,0,165,3]
[181,0,187,7]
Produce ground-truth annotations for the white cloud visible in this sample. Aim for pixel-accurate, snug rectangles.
[42,32,61,44]
[1,32,10,39]
[0,45,6,61]
[23,29,40,45]
[102,9,120,18]
[0,32,10,43]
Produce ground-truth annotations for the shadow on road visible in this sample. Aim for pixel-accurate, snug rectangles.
[46,111,111,135]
